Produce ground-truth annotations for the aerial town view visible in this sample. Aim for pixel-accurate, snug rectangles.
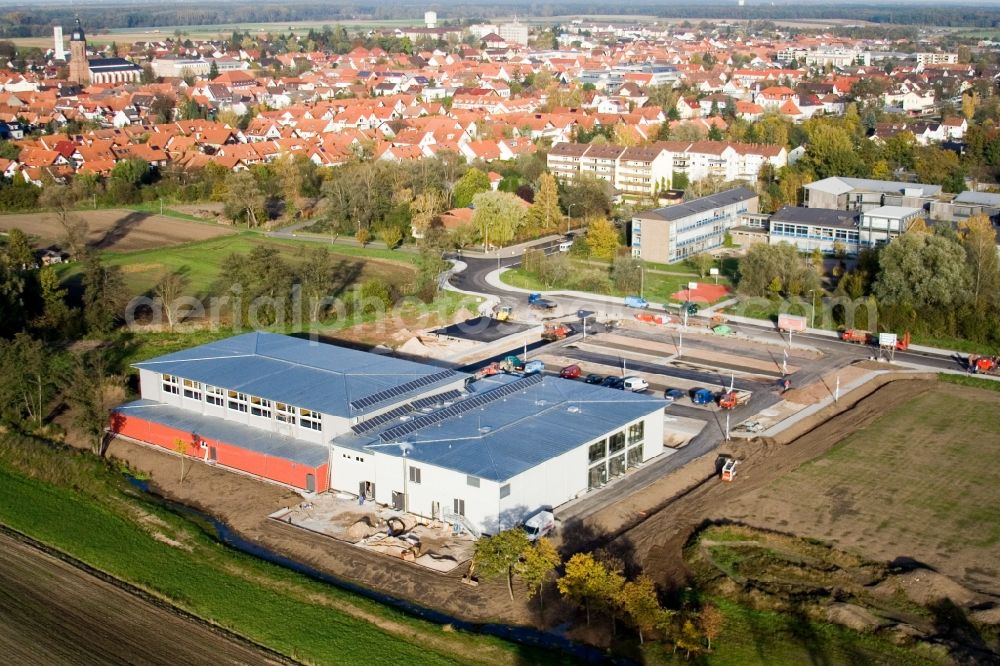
[3,0,1000,663]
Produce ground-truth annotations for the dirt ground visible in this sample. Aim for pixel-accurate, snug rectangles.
[573,374,943,589]
[105,438,537,625]
[0,530,286,666]
[0,209,234,252]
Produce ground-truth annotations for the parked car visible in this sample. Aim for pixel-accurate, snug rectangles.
[690,387,715,405]
[624,295,649,309]
[623,376,649,392]
[610,377,626,390]
[584,373,603,384]
[600,375,619,387]
[522,360,545,375]
[559,364,581,379]
[665,388,686,401]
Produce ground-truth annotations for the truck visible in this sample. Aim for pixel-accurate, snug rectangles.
[528,293,557,310]
[690,388,715,405]
[718,389,752,410]
[841,329,873,345]
[624,295,649,309]
[541,322,571,341]
[494,305,513,321]
[969,355,1000,375]
[666,301,699,316]
[777,313,807,333]
[498,355,524,373]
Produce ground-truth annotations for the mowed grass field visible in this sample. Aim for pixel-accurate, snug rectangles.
[726,383,1000,594]
[57,233,416,296]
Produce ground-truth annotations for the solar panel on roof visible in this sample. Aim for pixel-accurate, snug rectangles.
[378,374,542,442]
[351,403,415,434]
[349,369,458,412]
[411,390,462,410]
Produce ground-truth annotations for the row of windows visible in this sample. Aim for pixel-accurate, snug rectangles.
[162,374,322,432]
[771,223,859,241]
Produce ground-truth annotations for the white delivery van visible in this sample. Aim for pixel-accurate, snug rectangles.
[558,240,573,252]
[523,510,556,541]
[623,376,649,392]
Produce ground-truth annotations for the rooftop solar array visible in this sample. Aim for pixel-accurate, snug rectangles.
[350,404,414,435]
[379,374,542,443]
[349,369,459,412]
[411,390,462,410]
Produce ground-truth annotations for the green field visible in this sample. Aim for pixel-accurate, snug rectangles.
[0,435,559,666]
[58,232,417,296]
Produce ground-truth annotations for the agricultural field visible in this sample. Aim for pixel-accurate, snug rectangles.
[719,383,1000,596]
[0,208,234,253]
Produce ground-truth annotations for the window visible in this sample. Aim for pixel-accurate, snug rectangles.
[588,439,607,463]
[227,390,248,412]
[627,445,644,468]
[588,463,608,490]
[628,421,644,444]
[609,454,626,478]
[250,396,272,418]
[275,402,297,425]
[609,431,626,454]
[182,378,202,401]
[500,484,510,499]
[300,408,322,431]
[466,475,480,488]
[409,466,421,484]
[205,385,224,406]
[162,374,179,395]
[453,498,465,516]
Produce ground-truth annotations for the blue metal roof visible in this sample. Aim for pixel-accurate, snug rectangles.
[115,400,329,467]
[133,332,470,418]
[336,375,666,483]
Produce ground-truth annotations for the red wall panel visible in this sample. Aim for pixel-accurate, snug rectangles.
[112,413,328,492]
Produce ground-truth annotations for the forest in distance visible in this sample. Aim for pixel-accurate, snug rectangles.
[4,1,1000,38]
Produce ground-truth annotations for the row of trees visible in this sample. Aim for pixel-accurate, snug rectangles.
[472,530,722,656]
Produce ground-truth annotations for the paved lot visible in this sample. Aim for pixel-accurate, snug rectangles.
[433,317,535,343]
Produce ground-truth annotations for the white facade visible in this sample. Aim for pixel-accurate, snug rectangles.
[54,26,65,61]
[330,411,663,534]
[498,21,529,46]
[424,11,437,29]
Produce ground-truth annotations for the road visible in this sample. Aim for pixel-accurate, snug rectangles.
[446,251,966,523]
[0,530,288,666]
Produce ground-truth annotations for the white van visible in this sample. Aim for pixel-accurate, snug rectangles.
[523,510,556,541]
[558,240,573,252]
[623,376,649,392]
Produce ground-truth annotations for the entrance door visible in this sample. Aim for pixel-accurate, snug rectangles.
[208,446,217,463]
[431,501,440,520]
[359,481,374,500]
[305,474,316,493]
[392,491,405,510]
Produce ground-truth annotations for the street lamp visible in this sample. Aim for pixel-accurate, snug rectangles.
[808,289,817,329]
[566,203,577,235]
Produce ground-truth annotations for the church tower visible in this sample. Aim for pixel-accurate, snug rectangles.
[68,18,89,85]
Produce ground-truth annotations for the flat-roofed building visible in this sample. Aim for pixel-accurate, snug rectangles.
[859,205,923,247]
[804,177,940,213]
[768,206,861,254]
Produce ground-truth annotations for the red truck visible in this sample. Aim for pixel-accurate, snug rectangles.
[841,329,873,344]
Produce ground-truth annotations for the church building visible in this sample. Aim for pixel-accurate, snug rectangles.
[68,19,143,85]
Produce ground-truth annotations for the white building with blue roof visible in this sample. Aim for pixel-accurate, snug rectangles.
[114,332,666,534]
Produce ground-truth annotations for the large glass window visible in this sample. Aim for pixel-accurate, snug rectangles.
[588,463,608,490]
[227,390,248,412]
[609,431,626,454]
[627,445,644,468]
[409,466,421,484]
[500,484,510,499]
[467,475,480,488]
[162,374,180,395]
[205,385,224,406]
[609,454,626,478]
[182,378,202,401]
[588,440,607,463]
[275,402,297,424]
[628,421,644,444]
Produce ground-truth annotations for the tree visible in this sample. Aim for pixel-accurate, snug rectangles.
[525,173,562,234]
[36,265,73,336]
[473,529,531,600]
[110,157,150,187]
[223,171,266,226]
[914,146,964,192]
[0,334,55,428]
[209,59,219,79]
[737,242,820,297]
[471,191,525,250]
[698,603,724,651]
[410,190,443,236]
[618,576,662,645]
[355,227,371,246]
[874,231,969,321]
[67,350,119,456]
[560,174,612,218]
[452,168,491,208]
[585,218,620,261]
[82,255,129,334]
[378,225,404,249]
[960,213,1000,311]
[672,171,689,191]
[515,537,561,612]
[154,270,191,330]
[557,552,624,627]
[963,93,977,122]
[801,121,863,179]
[675,618,705,658]
[612,255,643,292]
[173,438,189,483]
[3,227,33,270]
[691,253,714,278]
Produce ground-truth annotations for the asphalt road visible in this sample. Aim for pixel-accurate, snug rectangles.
[0,530,287,666]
